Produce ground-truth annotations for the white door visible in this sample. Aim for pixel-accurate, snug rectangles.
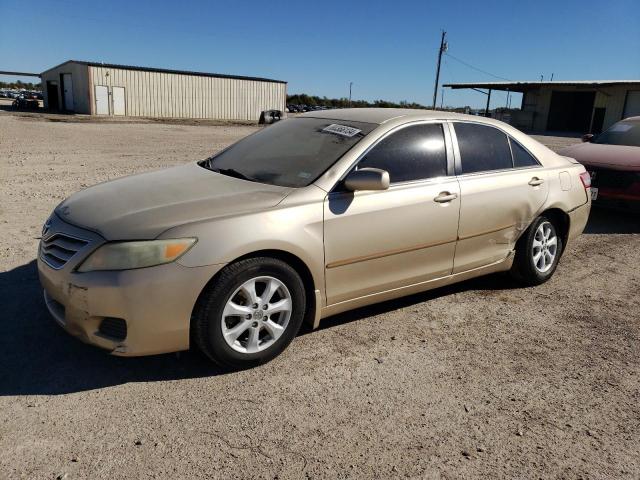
[62,73,74,111]
[112,86,126,116]
[623,91,640,119]
[95,85,109,115]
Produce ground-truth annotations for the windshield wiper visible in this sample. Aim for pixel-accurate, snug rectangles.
[210,167,255,182]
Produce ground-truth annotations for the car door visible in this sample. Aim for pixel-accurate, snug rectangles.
[323,122,461,305]
[451,121,549,273]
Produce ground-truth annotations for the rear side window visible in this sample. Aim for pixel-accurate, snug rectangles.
[454,123,512,174]
[510,138,539,167]
[357,123,447,183]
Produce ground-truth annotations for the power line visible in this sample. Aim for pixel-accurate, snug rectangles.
[444,53,511,81]
[442,58,457,83]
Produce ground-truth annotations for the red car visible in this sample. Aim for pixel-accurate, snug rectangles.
[560,117,640,211]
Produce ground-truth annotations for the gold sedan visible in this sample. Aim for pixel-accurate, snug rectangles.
[38,109,591,368]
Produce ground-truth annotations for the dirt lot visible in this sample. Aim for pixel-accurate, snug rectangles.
[1,112,639,479]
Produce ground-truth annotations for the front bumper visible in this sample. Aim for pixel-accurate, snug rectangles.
[38,214,224,356]
[587,166,640,211]
[39,259,222,356]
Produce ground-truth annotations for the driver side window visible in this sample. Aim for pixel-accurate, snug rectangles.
[357,123,448,183]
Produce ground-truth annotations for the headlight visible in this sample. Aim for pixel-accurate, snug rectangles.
[77,238,197,272]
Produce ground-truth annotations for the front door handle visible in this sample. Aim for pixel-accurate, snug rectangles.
[528,177,544,186]
[434,192,458,203]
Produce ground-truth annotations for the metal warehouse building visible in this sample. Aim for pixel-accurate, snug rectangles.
[40,60,286,121]
[445,80,640,134]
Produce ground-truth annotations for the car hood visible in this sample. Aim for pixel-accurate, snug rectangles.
[559,142,640,171]
[56,162,292,240]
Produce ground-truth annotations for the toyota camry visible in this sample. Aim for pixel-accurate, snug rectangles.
[39,109,591,368]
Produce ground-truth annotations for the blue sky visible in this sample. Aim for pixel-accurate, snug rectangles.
[1,0,638,108]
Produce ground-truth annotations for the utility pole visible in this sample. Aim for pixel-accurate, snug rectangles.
[432,30,447,109]
[484,89,492,116]
[348,82,353,107]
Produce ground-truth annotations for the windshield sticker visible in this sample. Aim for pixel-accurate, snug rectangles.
[298,172,312,179]
[610,123,632,132]
[322,124,362,138]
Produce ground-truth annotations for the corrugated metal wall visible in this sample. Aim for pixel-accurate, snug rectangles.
[89,65,286,120]
[40,62,91,113]
[530,85,631,132]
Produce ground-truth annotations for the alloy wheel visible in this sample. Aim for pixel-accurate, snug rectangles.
[532,221,558,273]
[221,276,292,354]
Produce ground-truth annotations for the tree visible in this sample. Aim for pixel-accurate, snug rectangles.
[287,93,429,110]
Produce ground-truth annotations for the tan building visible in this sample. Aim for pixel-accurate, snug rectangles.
[445,80,640,133]
[40,60,286,121]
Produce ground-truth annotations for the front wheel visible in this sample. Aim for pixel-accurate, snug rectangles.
[510,215,563,286]
[192,257,306,368]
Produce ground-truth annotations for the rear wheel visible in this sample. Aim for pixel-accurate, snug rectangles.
[510,215,563,286]
[193,257,306,368]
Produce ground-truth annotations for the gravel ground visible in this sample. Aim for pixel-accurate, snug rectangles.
[1,112,639,479]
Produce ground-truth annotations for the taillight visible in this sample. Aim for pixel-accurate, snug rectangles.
[579,171,591,189]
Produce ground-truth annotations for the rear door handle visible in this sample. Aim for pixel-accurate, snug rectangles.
[434,192,458,203]
[528,177,544,186]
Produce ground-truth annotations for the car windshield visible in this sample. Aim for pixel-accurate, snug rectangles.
[594,120,640,147]
[201,117,376,187]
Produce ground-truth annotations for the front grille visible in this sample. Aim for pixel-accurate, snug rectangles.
[98,317,128,341]
[40,233,89,269]
[589,167,639,189]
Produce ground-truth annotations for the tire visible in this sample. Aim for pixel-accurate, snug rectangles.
[510,215,563,286]
[192,257,306,368]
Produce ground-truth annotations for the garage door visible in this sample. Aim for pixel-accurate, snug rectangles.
[95,85,109,115]
[623,91,640,119]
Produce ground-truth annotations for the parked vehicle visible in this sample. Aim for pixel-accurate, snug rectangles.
[258,109,283,124]
[39,109,591,368]
[560,117,640,211]
[12,95,39,110]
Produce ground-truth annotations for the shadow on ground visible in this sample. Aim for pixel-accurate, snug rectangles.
[1,207,635,396]
[584,205,640,234]
[0,261,516,397]
[0,260,224,397]
[0,104,45,114]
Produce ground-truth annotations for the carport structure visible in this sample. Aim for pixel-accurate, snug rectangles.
[444,80,640,133]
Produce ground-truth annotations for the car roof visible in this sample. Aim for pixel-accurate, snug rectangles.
[298,107,496,125]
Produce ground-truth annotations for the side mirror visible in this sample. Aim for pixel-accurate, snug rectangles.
[344,167,390,192]
[582,133,594,143]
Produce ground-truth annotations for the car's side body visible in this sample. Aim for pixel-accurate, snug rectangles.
[38,109,591,357]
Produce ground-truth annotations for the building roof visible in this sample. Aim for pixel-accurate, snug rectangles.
[444,80,640,92]
[300,107,489,125]
[0,70,40,78]
[40,60,286,84]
